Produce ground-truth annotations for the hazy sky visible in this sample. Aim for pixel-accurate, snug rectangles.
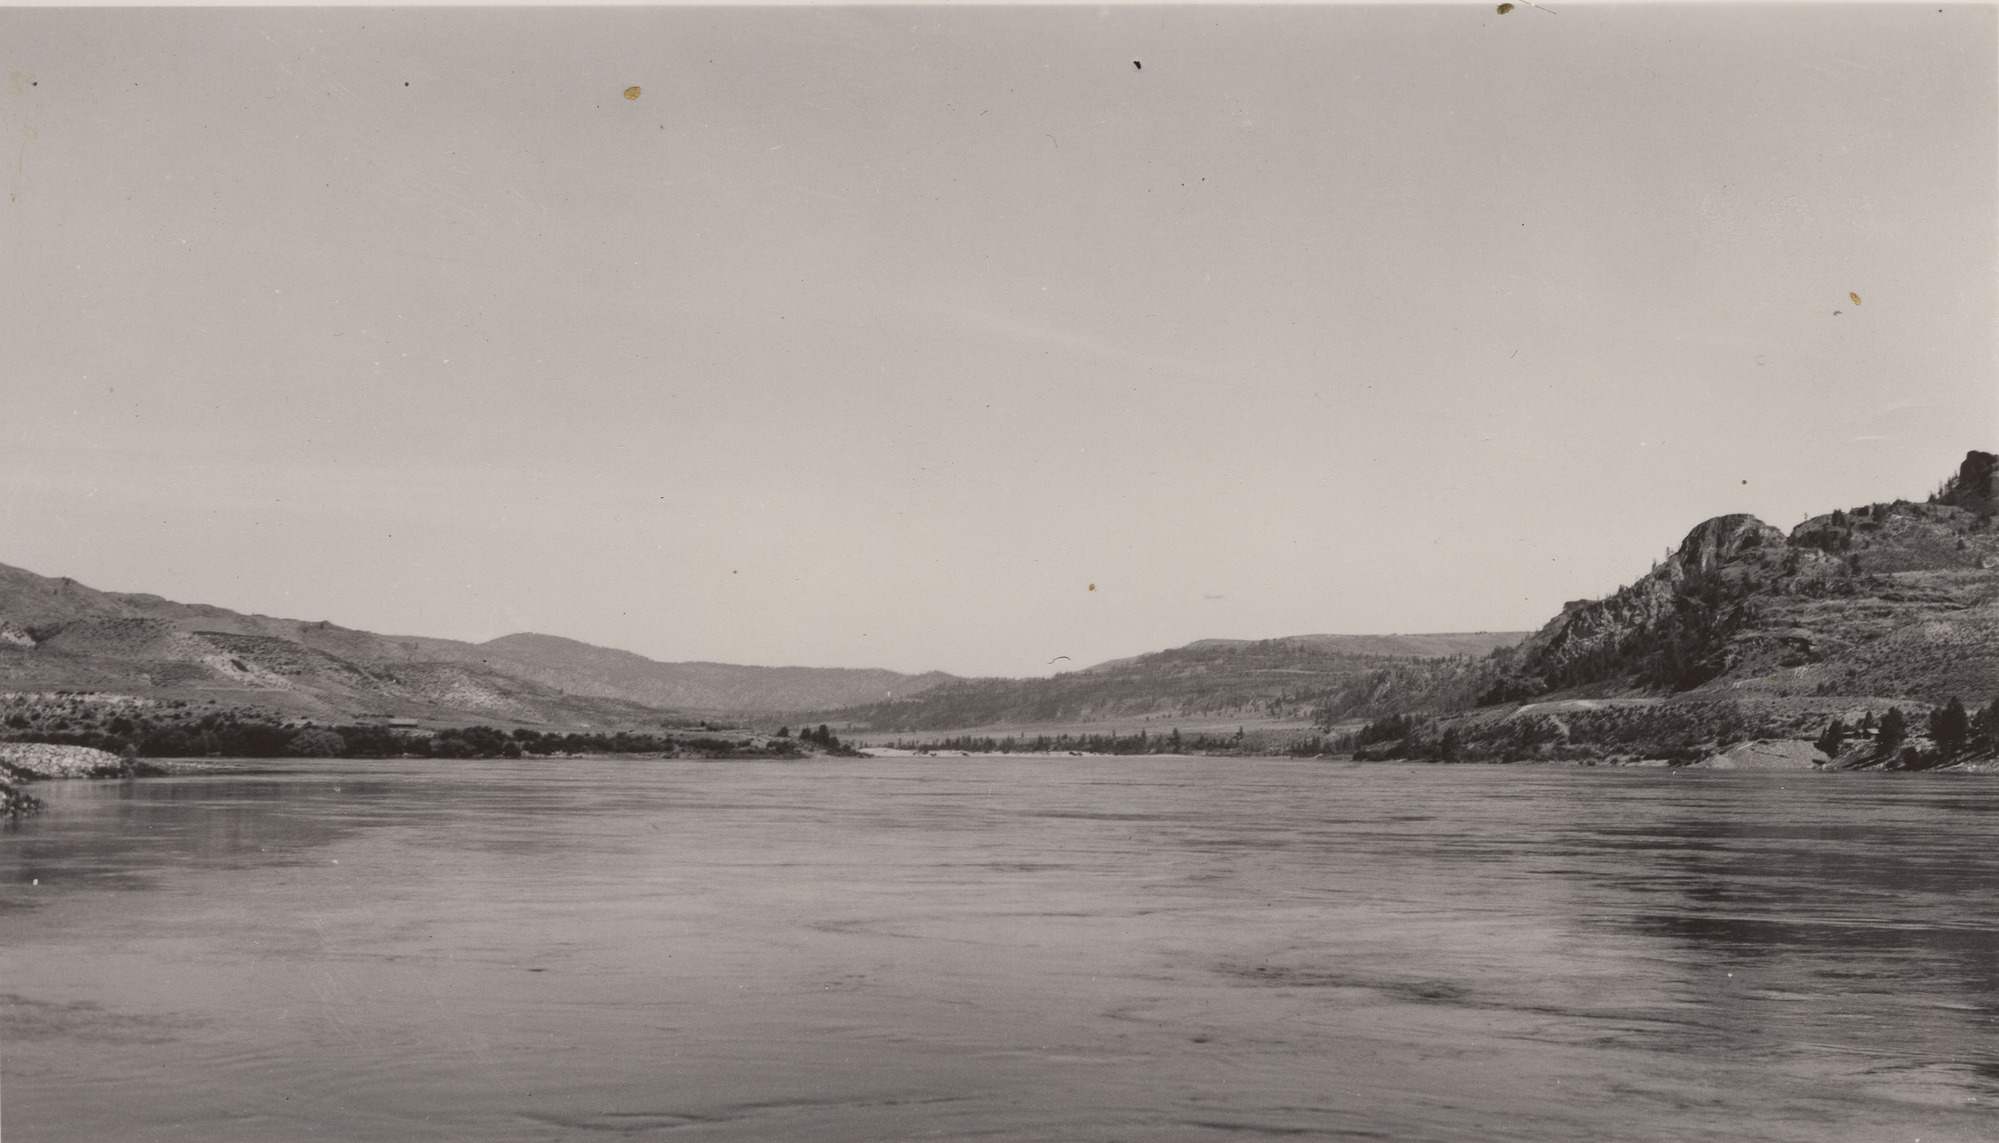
[1,5,1993,677]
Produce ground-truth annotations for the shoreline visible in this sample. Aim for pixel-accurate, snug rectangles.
[10,742,1994,820]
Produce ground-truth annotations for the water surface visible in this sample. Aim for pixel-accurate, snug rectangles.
[3,757,1996,1141]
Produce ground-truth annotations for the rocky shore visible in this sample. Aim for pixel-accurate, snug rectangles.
[1,742,132,779]
[0,743,167,818]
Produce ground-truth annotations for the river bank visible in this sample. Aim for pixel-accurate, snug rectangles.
[0,743,175,816]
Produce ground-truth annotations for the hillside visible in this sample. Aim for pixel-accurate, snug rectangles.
[1486,450,1999,707]
[0,563,953,726]
[821,632,1528,734]
[1363,450,1999,768]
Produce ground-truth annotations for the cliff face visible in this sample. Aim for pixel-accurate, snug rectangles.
[1489,452,1999,707]
[1490,513,1805,700]
[1939,450,1999,518]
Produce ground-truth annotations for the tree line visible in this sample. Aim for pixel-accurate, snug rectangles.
[0,698,809,760]
[1812,694,1999,769]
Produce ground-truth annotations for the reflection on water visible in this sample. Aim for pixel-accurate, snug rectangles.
[3,759,1996,1142]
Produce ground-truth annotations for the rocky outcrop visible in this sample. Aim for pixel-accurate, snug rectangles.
[0,742,130,779]
[1487,451,1999,706]
[1674,514,1787,575]
[1489,513,1802,700]
[0,742,119,818]
[1939,450,1999,517]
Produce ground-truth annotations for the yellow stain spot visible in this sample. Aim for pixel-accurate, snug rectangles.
[1497,3,1514,11]
[1088,583,1096,592]
[1849,292,1861,305]
[624,86,641,101]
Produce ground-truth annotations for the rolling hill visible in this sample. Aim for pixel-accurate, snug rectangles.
[818,631,1528,734]
[461,633,956,715]
[0,563,954,726]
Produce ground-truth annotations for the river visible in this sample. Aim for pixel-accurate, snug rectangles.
[2,756,1995,1141]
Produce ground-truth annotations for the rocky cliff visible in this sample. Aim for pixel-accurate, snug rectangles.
[1487,451,1999,708]
[1938,449,1999,517]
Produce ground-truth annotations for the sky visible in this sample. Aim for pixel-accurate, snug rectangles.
[0,5,1993,678]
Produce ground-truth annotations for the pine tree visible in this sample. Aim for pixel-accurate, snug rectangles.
[1878,707,1907,751]
[1974,695,1999,753]
[1929,698,1969,756]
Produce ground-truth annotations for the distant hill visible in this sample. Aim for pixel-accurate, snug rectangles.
[820,631,1529,733]
[462,633,956,715]
[0,563,954,726]
[1079,632,1524,674]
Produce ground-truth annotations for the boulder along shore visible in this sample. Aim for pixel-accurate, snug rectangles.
[1,742,164,817]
